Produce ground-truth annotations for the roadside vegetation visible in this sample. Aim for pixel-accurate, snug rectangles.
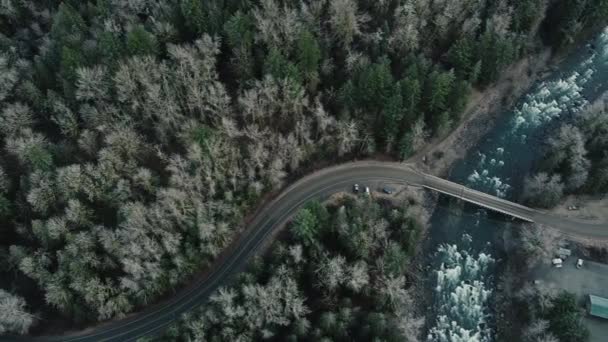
[516,287,590,342]
[515,285,589,342]
[523,96,608,208]
[155,197,424,341]
[0,0,607,336]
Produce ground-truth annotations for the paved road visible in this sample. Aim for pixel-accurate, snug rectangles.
[4,162,607,341]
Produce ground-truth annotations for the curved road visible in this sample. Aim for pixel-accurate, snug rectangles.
[4,162,607,341]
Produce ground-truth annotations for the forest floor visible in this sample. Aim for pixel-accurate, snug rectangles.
[413,48,553,178]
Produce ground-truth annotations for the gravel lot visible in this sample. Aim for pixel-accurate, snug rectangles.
[531,258,608,342]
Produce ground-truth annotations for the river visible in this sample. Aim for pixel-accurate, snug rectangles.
[425,28,608,342]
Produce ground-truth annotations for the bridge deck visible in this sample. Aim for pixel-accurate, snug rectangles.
[417,172,536,222]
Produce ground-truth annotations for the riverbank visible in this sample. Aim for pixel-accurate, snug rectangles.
[414,48,553,178]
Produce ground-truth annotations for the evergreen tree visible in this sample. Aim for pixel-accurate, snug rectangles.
[290,208,319,246]
[448,37,476,80]
[381,84,403,150]
[425,70,455,117]
[296,30,321,90]
[264,48,301,82]
[399,77,422,128]
[126,26,158,56]
[180,0,206,36]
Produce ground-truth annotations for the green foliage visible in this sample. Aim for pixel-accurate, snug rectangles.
[544,0,587,47]
[264,48,301,82]
[0,195,12,221]
[189,125,215,153]
[180,0,234,36]
[223,10,256,79]
[397,132,413,160]
[383,241,408,276]
[399,77,421,127]
[50,3,86,43]
[296,30,321,89]
[180,0,206,35]
[381,84,403,143]
[425,70,455,117]
[126,26,158,56]
[26,145,54,172]
[224,11,255,49]
[543,292,590,342]
[59,46,85,94]
[448,37,477,80]
[512,0,544,33]
[342,57,394,115]
[449,80,472,120]
[291,208,319,246]
[97,30,124,67]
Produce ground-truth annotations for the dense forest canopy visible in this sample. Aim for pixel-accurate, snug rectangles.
[0,0,606,335]
[158,197,424,341]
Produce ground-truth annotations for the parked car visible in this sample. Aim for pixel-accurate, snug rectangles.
[577,259,584,269]
[364,186,370,195]
[353,184,359,193]
[382,186,395,194]
[552,258,563,268]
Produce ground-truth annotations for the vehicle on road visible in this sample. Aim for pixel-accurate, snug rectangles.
[577,259,584,268]
[353,184,359,193]
[364,186,370,195]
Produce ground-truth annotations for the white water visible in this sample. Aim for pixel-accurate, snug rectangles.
[427,237,495,342]
[427,27,608,342]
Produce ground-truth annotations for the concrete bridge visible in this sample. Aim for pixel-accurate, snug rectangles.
[417,171,535,222]
[405,165,604,239]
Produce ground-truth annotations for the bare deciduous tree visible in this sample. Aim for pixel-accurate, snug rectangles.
[0,289,35,335]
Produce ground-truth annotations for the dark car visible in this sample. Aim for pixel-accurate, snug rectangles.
[382,186,395,194]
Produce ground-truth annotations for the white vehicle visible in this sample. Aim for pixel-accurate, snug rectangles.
[552,258,563,268]
[353,184,360,193]
[577,259,584,269]
[364,186,370,195]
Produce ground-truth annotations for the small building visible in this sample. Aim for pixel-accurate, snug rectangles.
[587,295,608,319]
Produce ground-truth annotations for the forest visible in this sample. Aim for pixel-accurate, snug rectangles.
[155,197,423,341]
[0,0,607,335]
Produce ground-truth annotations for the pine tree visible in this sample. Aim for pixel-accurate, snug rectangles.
[291,208,319,246]
[399,77,421,128]
[126,26,158,57]
[425,70,455,117]
[296,30,321,90]
[180,0,206,36]
[448,37,476,80]
[381,84,403,150]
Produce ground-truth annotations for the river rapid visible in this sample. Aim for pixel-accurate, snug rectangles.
[425,28,608,342]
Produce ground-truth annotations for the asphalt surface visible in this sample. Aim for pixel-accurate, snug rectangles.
[3,162,607,341]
